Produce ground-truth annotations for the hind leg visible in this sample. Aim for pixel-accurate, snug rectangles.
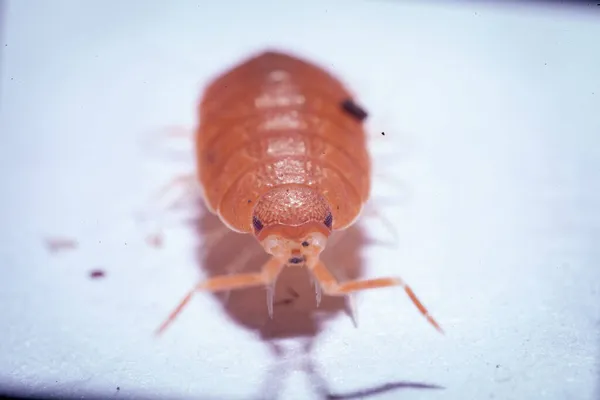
[310,261,443,334]
[155,257,283,335]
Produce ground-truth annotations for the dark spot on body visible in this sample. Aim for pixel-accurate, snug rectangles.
[381,131,385,135]
[289,257,304,264]
[90,269,105,279]
[247,199,252,204]
[117,386,120,391]
[301,241,309,247]
[341,99,368,122]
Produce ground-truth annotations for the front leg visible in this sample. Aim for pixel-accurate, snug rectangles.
[310,261,443,334]
[155,257,283,336]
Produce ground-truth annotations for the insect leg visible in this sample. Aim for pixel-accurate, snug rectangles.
[310,261,443,334]
[155,257,283,336]
[153,173,198,209]
[220,245,264,305]
[361,202,399,247]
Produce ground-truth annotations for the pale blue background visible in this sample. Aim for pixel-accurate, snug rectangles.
[0,1,599,399]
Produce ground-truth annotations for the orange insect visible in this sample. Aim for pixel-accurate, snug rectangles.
[156,50,443,335]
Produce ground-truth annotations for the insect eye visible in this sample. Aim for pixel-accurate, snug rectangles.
[324,212,333,229]
[301,241,309,247]
[252,216,264,232]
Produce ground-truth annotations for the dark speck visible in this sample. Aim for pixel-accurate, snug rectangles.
[274,288,300,307]
[117,386,120,391]
[247,199,252,204]
[381,131,385,135]
[289,257,303,264]
[90,270,105,279]
[301,241,309,247]
[341,99,368,122]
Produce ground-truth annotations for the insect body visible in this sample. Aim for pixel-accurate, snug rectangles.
[156,50,442,334]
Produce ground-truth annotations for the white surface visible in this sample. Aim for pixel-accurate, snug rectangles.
[1,1,599,399]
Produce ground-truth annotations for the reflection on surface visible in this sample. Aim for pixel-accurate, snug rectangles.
[181,203,443,399]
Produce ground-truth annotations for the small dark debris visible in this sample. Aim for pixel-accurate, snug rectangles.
[496,364,500,368]
[146,233,163,248]
[381,131,385,136]
[274,287,300,307]
[90,270,105,279]
[275,298,294,306]
[341,99,368,122]
[117,387,120,391]
[247,199,252,204]
[45,237,78,254]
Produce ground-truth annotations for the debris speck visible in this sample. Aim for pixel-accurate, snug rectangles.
[90,269,105,279]
[45,237,78,254]
[146,233,163,248]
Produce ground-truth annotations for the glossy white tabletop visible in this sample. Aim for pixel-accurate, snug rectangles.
[1,1,599,399]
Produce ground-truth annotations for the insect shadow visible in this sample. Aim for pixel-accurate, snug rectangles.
[181,202,444,399]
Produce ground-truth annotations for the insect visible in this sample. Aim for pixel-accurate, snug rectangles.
[155,50,443,335]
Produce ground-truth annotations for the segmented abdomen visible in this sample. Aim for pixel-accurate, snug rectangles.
[195,51,371,233]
